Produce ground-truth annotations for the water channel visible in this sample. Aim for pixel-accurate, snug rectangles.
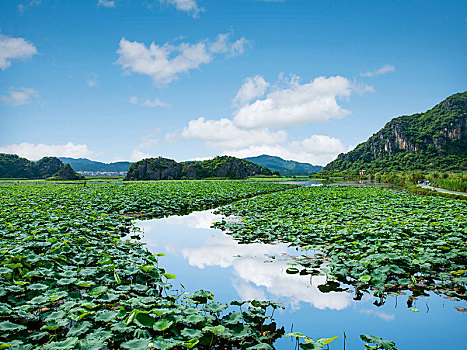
[134,209,466,349]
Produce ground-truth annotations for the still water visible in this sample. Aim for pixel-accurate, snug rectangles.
[135,210,466,349]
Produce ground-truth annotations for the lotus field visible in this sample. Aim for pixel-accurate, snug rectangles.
[0,181,466,349]
[215,186,467,302]
[0,181,293,349]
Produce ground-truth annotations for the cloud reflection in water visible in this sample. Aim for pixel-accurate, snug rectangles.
[137,210,353,311]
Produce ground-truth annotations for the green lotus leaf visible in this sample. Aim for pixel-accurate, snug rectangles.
[205,302,228,313]
[121,339,152,350]
[67,321,92,337]
[153,318,173,331]
[222,311,242,324]
[42,337,79,350]
[181,328,203,339]
[0,321,27,331]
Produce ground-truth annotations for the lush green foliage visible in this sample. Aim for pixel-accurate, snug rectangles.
[0,154,63,179]
[215,186,467,301]
[244,155,322,175]
[429,172,467,193]
[324,91,467,173]
[48,164,85,181]
[0,181,294,349]
[125,156,272,181]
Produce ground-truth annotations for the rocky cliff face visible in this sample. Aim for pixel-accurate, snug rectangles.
[124,157,182,181]
[36,157,64,178]
[51,164,85,180]
[124,156,272,180]
[324,91,467,172]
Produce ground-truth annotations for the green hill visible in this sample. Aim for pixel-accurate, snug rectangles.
[324,91,467,173]
[59,157,131,172]
[244,155,323,175]
[124,156,272,180]
[49,164,85,180]
[0,153,64,179]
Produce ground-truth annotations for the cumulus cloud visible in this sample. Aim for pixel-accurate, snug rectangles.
[360,64,395,78]
[116,32,247,85]
[98,0,115,8]
[222,135,348,166]
[0,142,96,160]
[232,75,269,108]
[181,74,371,165]
[160,0,203,17]
[0,87,39,106]
[181,117,287,149]
[234,76,352,129]
[0,34,38,70]
[129,96,171,108]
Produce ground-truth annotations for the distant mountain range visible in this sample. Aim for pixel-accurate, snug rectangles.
[59,155,322,175]
[59,157,132,173]
[324,91,467,173]
[244,155,323,175]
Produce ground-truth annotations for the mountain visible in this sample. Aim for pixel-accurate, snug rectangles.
[244,155,323,175]
[124,156,272,181]
[50,164,85,180]
[0,154,64,179]
[59,157,131,172]
[324,91,467,173]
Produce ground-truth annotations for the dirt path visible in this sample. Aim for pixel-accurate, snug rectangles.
[418,184,467,197]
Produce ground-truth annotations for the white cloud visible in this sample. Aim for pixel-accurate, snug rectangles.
[0,142,96,160]
[131,148,152,161]
[116,32,247,85]
[0,34,38,70]
[359,64,395,78]
[181,74,370,165]
[18,0,42,13]
[86,74,99,87]
[0,87,39,106]
[234,76,352,129]
[232,75,269,108]
[98,0,115,8]
[130,128,161,161]
[160,0,203,17]
[164,131,179,143]
[129,96,171,108]
[181,117,287,149]
[359,309,395,321]
[210,33,248,56]
[222,135,348,166]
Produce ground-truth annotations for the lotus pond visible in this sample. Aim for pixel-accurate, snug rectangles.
[0,181,466,349]
[135,208,467,349]
[0,181,294,349]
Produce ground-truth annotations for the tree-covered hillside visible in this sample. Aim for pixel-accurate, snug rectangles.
[0,154,64,179]
[124,156,272,180]
[244,155,323,175]
[324,91,467,173]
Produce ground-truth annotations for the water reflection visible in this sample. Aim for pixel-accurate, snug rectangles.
[134,209,467,350]
[137,210,352,310]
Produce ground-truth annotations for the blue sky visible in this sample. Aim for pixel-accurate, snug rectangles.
[1,0,466,165]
